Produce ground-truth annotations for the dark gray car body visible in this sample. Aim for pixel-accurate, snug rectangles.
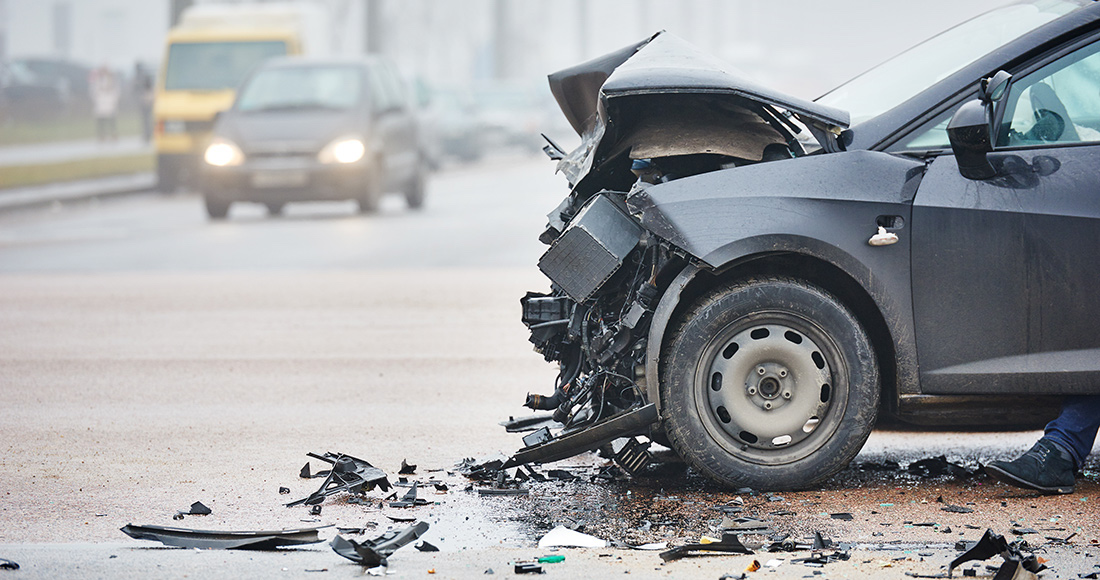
[517,2,1100,481]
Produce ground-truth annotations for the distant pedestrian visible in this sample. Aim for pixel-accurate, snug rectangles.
[89,65,120,142]
[133,62,154,143]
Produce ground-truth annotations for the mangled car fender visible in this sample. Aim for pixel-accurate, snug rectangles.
[630,149,929,413]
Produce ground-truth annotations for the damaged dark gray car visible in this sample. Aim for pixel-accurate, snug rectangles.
[516,1,1100,490]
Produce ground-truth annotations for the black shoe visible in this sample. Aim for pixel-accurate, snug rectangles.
[985,438,1076,494]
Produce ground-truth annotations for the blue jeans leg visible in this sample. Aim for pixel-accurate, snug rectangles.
[1044,395,1100,469]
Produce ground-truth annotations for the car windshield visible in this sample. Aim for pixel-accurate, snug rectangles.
[236,65,362,112]
[818,0,1085,126]
[164,40,287,91]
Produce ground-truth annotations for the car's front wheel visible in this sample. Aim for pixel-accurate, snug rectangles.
[660,277,878,490]
[204,196,230,220]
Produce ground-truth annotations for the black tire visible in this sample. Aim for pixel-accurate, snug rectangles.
[357,162,383,214]
[404,162,427,210]
[204,196,230,220]
[157,156,179,193]
[660,276,878,490]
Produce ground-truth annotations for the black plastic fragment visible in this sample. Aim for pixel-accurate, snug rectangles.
[399,459,417,475]
[121,523,329,550]
[948,529,1047,578]
[389,482,430,508]
[415,541,440,552]
[942,505,974,513]
[310,505,322,516]
[812,531,833,550]
[288,452,391,507]
[908,456,973,478]
[830,512,854,521]
[279,487,290,495]
[611,437,652,475]
[0,558,18,570]
[515,563,543,574]
[659,532,753,562]
[188,501,211,515]
[330,521,429,567]
[500,413,562,433]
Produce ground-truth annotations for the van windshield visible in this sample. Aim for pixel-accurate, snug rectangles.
[164,41,287,91]
[236,65,362,112]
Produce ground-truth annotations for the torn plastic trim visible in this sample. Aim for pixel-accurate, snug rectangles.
[330,521,429,567]
[120,524,330,550]
[503,403,658,469]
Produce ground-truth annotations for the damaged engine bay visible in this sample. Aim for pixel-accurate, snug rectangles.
[509,31,851,480]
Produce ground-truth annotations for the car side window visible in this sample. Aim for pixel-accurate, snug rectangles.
[998,39,1100,146]
[893,109,955,151]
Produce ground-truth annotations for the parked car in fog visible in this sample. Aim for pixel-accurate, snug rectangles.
[200,56,426,219]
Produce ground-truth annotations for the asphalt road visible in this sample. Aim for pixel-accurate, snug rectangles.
[1,155,1098,579]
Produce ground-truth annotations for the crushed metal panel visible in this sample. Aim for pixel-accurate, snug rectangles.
[120,524,330,550]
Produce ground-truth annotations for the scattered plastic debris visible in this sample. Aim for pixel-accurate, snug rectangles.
[538,526,608,549]
[172,501,212,520]
[948,529,1047,579]
[415,541,439,552]
[538,555,565,563]
[907,456,974,478]
[389,482,430,508]
[330,522,429,567]
[830,512,854,521]
[0,558,18,570]
[941,505,974,513]
[399,459,417,475]
[289,452,391,507]
[660,532,753,562]
[514,563,543,574]
[278,487,290,495]
[120,524,329,550]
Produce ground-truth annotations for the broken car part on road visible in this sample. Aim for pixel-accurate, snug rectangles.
[330,521,429,567]
[288,452,391,507]
[120,524,330,550]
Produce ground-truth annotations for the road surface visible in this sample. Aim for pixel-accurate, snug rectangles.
[1,155,1098,579]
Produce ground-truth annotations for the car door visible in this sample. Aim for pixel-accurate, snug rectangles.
[910,34,1100,395]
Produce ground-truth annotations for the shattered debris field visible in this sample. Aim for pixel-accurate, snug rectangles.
[2,271,1099,578]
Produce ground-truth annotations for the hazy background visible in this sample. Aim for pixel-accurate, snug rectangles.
[2,0,1011,105]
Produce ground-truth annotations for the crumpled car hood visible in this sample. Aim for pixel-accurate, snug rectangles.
[548,31,849,137]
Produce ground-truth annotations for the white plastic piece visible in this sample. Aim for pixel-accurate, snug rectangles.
[537,525,609,549]
[868,226,899,246]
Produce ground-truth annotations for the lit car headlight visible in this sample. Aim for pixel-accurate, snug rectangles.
[318,137,366,164]
[204,138,245,167]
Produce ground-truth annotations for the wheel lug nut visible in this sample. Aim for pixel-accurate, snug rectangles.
[764,402,772,409]
[757,367,766,375]
[779,370,788,378]
[748,387,757,395]
[783,391,792,399]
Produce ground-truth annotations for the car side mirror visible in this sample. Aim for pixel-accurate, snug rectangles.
[947,71,1012,180]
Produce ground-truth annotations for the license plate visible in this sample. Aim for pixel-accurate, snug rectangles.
[250,170,308,188]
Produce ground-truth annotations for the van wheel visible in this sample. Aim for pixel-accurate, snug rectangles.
[660,277,878,490]
[204,196,230,220]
